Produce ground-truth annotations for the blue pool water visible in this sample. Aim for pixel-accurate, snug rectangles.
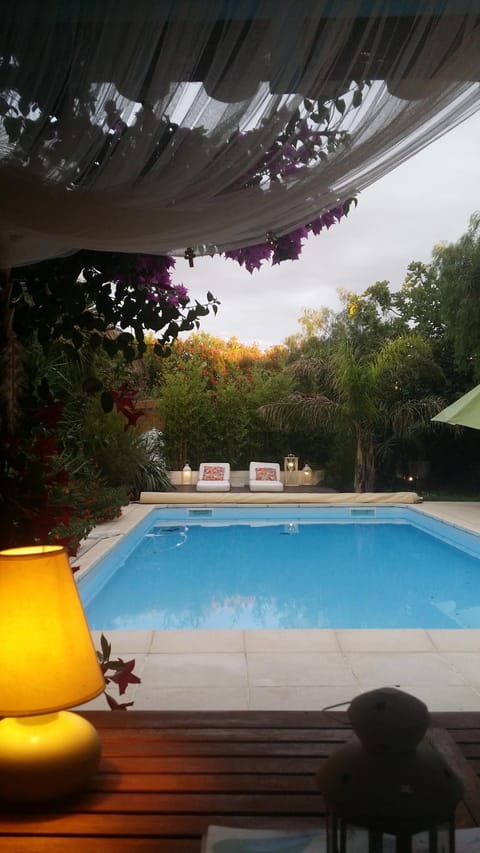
[78,506,480,630]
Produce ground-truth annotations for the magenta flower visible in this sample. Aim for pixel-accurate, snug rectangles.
[173,283,189,301]
[223,199,353,272]
[272,228,308,265]
[225,243,273,274]
[166,292,180,307]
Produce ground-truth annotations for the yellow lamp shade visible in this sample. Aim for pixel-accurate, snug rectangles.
[0,545,105,715]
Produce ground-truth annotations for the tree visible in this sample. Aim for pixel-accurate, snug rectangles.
[432,212,480,380]
[153,334,296,468]
[156,365,212,470]
[394,261,444,341]
[259,334,444,492]
[330,283,405,354]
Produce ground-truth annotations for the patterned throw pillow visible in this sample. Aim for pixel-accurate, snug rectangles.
[255,466,277,481]
[202,465,225,481]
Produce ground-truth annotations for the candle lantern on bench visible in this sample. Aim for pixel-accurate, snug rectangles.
[302,463,313,485]
[284,454,298,486]
[317,687,462,853]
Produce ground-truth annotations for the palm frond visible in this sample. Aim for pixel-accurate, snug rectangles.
[287,356,328,381]
[259,392,340,431]
[388,395,447,438]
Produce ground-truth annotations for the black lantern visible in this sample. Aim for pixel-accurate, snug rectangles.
[317,688,463,853]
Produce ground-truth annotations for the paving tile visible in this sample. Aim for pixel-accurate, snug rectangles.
[132,686,250,710]
[245,630,339,653]
[428,630,480,652]
[440,653,480,685]
[346,652,465,686]
[250,685,362,711]
[337,629,435,652]
[247,652,356,687]
[91,630,154,654]
[418,503,480,535]
[141,653,248,687]
[151,630,244,653]
[399,683,480,712]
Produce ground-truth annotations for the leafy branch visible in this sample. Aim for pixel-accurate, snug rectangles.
[96,633,141,711]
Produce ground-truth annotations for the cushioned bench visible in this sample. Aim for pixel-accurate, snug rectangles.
[249,461,284,492]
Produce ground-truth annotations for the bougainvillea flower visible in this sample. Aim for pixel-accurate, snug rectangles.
[225,243,273,274]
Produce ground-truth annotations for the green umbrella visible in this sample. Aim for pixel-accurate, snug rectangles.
[432,384,480,429]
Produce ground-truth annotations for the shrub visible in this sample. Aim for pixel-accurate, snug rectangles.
[49,471,127,555]
[132,429,171,497]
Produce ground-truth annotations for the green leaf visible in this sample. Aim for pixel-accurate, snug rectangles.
[82,376,103,394]
[352,88,363,108]
[101,390,114,413]
[100,633,111,663]
[71,328,84,350]
[335,98,346,115]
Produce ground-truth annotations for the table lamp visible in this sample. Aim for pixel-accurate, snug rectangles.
[0,545,106,802]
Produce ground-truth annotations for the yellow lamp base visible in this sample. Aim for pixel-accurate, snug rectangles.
[0,711,101,802]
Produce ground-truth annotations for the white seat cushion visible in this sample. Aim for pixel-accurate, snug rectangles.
[196,480,230,492]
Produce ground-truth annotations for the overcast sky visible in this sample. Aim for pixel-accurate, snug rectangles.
[175,109,480,350]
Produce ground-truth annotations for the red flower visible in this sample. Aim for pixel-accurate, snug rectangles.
[34,434,58,460]
[38,400,65,429]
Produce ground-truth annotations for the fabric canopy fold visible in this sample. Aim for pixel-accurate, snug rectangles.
[1,0,480,267]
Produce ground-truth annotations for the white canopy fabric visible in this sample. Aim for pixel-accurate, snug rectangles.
[1,0,480,268]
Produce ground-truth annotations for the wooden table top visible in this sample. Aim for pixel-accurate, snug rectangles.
[2,710,480,852]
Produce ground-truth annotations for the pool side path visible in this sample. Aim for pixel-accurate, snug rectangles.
[75,500,480,713]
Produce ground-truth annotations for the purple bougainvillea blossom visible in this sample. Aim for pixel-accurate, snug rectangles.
[224,243,273,274]
[114,252,192,309]
[173,283,189,301]
[309,205,346,235]
[272,227,309,265]
[223,200,353,273]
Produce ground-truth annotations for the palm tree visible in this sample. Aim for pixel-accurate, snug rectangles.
[259,334,445,492]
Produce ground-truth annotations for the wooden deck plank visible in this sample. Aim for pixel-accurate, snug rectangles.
[428,728,480,826]
[98,727,350,743]
[57,791,325,815]
[98,756,325,774]
[99,741,340,757]
[0,813,325,836]
[0,842,200,853]
[91,772,319,793]
[83,711,352,729]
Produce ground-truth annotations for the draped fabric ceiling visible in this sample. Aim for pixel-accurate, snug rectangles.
[1,0,480,269]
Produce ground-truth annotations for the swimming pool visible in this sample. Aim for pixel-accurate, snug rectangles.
[78,505,480,631]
